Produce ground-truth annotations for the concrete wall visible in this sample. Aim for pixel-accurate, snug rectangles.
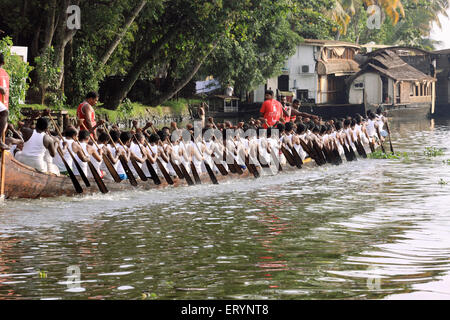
[286,45,318,101]
[435,53,449,114]
[349,72,382,105]
[252,44,319,103]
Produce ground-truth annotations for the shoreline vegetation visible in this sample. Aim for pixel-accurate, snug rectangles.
[19,98,199,126]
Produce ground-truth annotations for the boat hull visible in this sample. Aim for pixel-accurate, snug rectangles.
[381,103,431,118]
[1,152,314,199]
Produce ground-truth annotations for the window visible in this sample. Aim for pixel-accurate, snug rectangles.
[354,82,364,89]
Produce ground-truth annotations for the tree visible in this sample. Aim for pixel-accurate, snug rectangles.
[102,0,301,110]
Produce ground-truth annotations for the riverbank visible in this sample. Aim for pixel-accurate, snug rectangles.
[19,98,200,128]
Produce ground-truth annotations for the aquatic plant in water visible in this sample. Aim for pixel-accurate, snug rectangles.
[368,150,409,160]
[424,147,445,157]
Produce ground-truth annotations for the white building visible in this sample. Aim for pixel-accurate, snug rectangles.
[11,46,28,63]
[252,39,360,104]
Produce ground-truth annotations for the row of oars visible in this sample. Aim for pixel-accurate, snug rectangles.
[46,115,395,196]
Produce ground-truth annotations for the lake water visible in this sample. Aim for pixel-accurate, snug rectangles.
[1,117,450,300]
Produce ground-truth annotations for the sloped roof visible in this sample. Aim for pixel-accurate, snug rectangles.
[317,59,360,75]
[348,49,435,83]
[302,39,361,49]
[367,46,432,57]
[433,48,450,55]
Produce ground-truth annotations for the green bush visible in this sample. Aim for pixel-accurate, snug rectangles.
[0,36,33,122]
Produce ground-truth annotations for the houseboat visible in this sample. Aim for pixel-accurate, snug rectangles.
[347,49,436,118]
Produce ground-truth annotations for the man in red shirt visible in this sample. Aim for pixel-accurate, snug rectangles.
[0,53,10,150]
[77,91,102,139]
[259,90,282,129]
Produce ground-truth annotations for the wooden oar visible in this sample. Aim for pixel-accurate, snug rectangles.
[190,132,218,184]
[376,125,386,154]
[288,136,304,168]
[142,138,174,185]
[89,135,122,183]
[287,143,303,169]
[148,125,191,185]
[385,118,394,154]
[344,134,357,161]
[224,144,242,174]
[117,138,148,182]
[102,124,138,187]
[200,138,228,176]
[211,153,228,176]
[230,137,259,177]
[257,144,270,168]
[132,134,161,185]
[299,137,321,166]
[356,137,368,158]
[55,145,83,194]
[73,137,109,194]
[311,139,327,165]
[280,144,297,167]
[224,150,236,173]
[331,139,343,165]
[49,115,91,188]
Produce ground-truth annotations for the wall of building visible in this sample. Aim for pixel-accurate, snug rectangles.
[252,44,319,103]
[435,53,449,110]
[348,72,382,105]
[286,45,318,102]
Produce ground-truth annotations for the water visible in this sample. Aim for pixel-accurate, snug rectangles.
[1,118,450,300]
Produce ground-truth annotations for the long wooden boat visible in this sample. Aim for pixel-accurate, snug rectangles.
[1,151,314,199]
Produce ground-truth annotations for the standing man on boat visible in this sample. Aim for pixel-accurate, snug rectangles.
[260,90,283,129]
[282,98,319,124]
[77,91,103,140]
[0,53,10,150]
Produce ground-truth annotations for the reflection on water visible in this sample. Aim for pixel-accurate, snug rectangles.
[2,117,450,299]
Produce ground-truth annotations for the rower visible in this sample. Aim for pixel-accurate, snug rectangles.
[71,130,91,177]
[366,112,378,149]
[109,129,129,180]
[53,126,77,176]
[376,108,387,141]
[86,133,104,179]
[158,131,178,178]
[5,123,24,156]
[128,131,147,177]
[15,117,57,173]
[201,128,219,174]
[292,124,308,161]
[147,133,165,177]
[188,130,204,175]
[45,131,61,175]
[97,131,117,181]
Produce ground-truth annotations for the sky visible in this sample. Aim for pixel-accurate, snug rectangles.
[430,9,450,50]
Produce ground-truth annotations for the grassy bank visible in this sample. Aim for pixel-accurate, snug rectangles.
[19,98,201,123]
